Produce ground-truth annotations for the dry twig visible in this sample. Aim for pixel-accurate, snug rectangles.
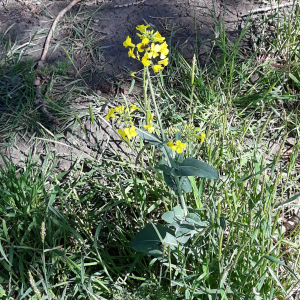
[35,0,83,124]
[114,0,146,8]
[239,1,297,17]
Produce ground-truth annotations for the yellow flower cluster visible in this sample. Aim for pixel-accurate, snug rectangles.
[105,104,140,125]
[181,123,206,144]
[105,104,140,141]
[118,126,138,141]
[165,126,180,138]
[165,124,205,154]
[123,24,169,72]
[167,140,187,154]
[199,132,205,145]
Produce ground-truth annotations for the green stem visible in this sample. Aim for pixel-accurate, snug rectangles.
[189,54,196,123]
[143,66,151,125]
[147,67,165,142]
[175,176,188,216]
[146,67,188,216]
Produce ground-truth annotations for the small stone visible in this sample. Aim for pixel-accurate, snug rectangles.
[33,78,40,86]
[250,72,259,84]
[286,137,296,146]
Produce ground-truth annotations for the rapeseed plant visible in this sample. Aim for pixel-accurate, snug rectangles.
[123,24,169,125]
[106,103,141,142]
[105,23,212,218]
[167,140,187,154]
[164,124,205,154]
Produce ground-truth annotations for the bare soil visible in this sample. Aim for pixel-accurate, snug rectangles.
[0,0,293,171]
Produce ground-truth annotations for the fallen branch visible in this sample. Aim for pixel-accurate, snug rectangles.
[35,0,83,123]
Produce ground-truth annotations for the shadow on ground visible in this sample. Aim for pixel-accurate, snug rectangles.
[0,0,262,169]
[0,0,257,84]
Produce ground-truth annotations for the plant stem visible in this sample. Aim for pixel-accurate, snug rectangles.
[175,176,188,216]
[146,67,188,216]
[189,54,196,123]
[143,66,151,125]
[146,67,165,141]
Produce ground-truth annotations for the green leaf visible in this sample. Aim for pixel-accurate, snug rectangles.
[162,211,176,224]
[180,176,192,193]
[163,172,176,189]
[177,235,190,244]
[155,164,171,174]
[129,78,135,93]
[2,219,9,242]
[136,128,163,146]
[176,224,196,237]
[173,206,185,218]
[48,185,60,208]
[186,213,208,227]
[81,256,85,284]
[93,211,107,248]
[164,232,178,249]
[162,206,185,228]
[289,73,300,85]
[131,223,175,253]
[264,255,298,279]
[235,163,273,183]
[158,144,173,165]
[0,241,11,265]
[0,284,6,297]
[275,192,300,208]
[173,158,219,179]
[264,255,285,266]
[267,267,286,296]
[220,216,227,230]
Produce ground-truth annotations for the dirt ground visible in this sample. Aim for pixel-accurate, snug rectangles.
[0,0,293,170]
[0,0,274,88]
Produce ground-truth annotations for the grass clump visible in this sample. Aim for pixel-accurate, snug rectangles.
[0,56,38,140]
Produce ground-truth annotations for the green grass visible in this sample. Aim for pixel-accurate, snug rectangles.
[1,4,300,300]
[0,9,104,146]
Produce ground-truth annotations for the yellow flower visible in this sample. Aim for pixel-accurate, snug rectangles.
[158,58,168,66]
[141,53,151,66]
[123,36,135,48]
[130,104,140,112]
[130,72,136,77]
[160,42,169,59]
[115,105,125,114]
[199,132,205,144]
[167,140,187,154]
[152,64,163,73]
[136,51,140,61]
[128,48,136,58]
[136,24,149,33]
[124,126,138,140]
[150,113,154,121]
[118,128,127,141]
[148,43,161,58]
[144,124,154,133]
[153,31,165,43]
[105,108,117,120]
[137,38,150,52]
